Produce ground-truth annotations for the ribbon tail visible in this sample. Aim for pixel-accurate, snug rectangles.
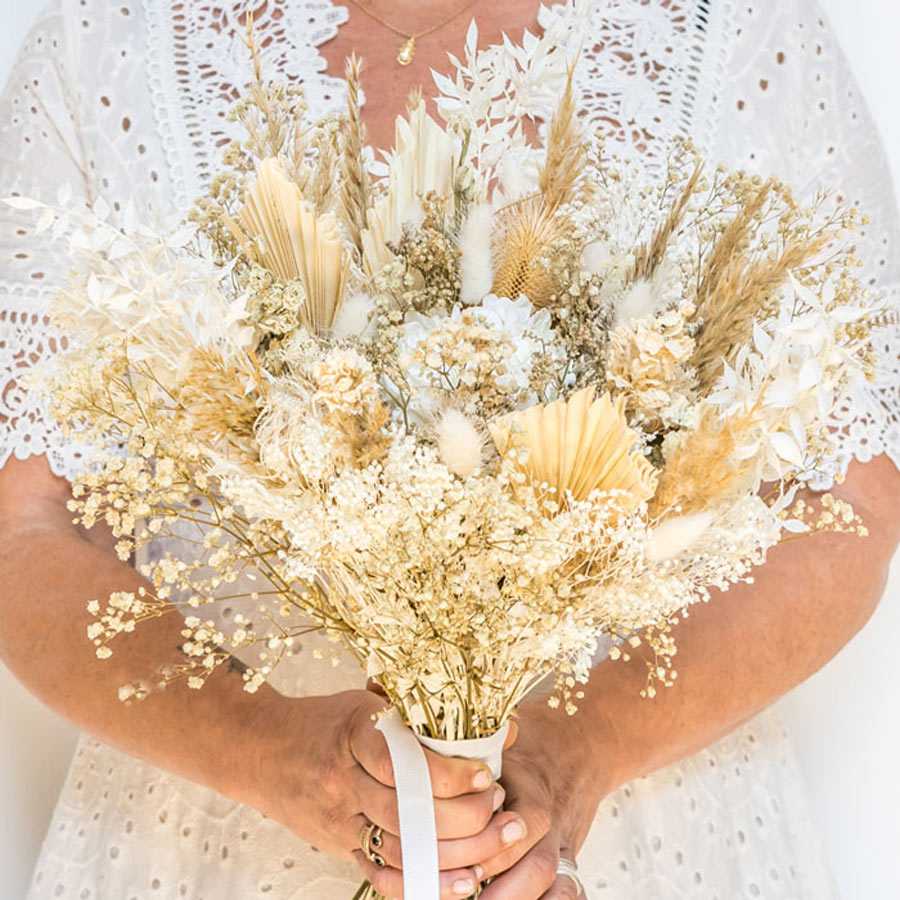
[375,709,441,900]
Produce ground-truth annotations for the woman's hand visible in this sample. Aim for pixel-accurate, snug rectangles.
[475,701,621,899]
[240,689,531,899]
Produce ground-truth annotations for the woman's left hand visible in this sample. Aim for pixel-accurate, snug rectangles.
[476,700,622,899]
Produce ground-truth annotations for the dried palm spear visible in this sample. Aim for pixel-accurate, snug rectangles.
[490,386,658,509]
[226,157,349,335]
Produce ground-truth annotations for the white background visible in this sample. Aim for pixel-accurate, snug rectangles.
[1,1,899,898]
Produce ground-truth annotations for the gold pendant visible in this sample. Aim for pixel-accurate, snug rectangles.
[397,36,416,66]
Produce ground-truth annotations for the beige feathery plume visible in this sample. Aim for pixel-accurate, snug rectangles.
[339,54,370,257]
[490,386,658,509]
[226,158,349,335]
[651,403,758,515]
[538,64,585,213]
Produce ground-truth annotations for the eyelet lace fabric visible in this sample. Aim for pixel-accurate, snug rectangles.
[2,1,896,897]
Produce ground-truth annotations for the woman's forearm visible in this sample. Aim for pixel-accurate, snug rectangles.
[0,475,275,803]
[572,455,900,790]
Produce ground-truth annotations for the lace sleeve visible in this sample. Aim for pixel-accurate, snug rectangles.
[0,3,99,480]
[708,0,900,484]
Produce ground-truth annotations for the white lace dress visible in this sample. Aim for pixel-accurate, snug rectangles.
[2,1,899,898]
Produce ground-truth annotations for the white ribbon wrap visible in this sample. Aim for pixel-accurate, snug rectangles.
[375,710,510,900]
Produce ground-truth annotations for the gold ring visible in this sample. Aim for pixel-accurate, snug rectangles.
[358,821,386,867]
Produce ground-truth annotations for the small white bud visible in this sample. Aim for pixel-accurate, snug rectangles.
[581,240,611,274]
[617,279,658,323]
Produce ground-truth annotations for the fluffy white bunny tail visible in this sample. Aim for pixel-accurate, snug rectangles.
[332,292,376,341]
[581,240,611,275]
[458,204,495,305]
[437,408,484,477]
[646,510,714,562]
[617,278,658,323]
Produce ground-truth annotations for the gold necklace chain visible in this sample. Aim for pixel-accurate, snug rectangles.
[345,0,480,66]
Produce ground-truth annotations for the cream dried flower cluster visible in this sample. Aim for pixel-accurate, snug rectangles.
[5,2,880,740]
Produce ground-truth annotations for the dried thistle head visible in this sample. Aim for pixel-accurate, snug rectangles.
[491,195,568,307]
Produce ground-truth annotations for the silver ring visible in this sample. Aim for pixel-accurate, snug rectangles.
[556,857,584,896]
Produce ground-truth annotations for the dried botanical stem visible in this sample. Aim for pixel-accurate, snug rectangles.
[694,180,775,311]
[340,54,371,256]
[628,161,703,283]
[691,231,832,392]
[492,65,586,306]
[651,403,759,515]
[491,194,564,306]
[539,63,584,212]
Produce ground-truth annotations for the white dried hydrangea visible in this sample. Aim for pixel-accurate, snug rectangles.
[606,302,698,430]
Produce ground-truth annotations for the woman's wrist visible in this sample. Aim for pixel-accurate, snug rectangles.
[512,697,623,851]
[194,665,295,809]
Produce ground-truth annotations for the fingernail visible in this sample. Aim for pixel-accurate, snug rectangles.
[492,785,505,810]
[473,865,484,881]
[453,876,476,895]
[501,819,526,844]
[472,768,491,790]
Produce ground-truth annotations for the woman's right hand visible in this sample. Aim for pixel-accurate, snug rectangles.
[237,689,530,899]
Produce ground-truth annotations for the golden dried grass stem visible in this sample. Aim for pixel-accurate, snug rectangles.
[694,181,774,310]
[340,54,371,257]
[628,161,703,284]
[691,232,831,392]
[538,64,584,212]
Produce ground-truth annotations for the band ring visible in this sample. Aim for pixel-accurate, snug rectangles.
[556,857,584,896]
[358,821,386,867]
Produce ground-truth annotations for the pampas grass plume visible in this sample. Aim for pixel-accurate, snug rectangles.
[459,204,494,305]
[437,409,484,477]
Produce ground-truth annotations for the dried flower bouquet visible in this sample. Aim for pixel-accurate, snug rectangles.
[3,3,884,897]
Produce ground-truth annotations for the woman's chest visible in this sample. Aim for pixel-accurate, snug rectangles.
[74,0,720,218]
